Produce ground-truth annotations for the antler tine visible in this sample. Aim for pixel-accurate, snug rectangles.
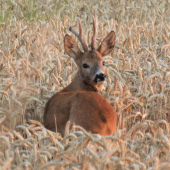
[91,11,98,51]
[79,21,83,38]
[69,20,89,52]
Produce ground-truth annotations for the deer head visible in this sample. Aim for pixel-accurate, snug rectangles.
[64,13,116,91]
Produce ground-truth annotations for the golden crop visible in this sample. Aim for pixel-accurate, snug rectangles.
[0,0,170,169]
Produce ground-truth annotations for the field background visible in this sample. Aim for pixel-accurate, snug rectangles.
[0,0,170,169]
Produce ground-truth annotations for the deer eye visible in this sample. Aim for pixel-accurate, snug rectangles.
[103,62,105,66]
[82,63,90,69]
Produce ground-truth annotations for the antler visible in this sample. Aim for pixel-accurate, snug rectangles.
[69,20,89,52]
[91,11,98,51]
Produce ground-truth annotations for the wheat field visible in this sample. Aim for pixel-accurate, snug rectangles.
[0,0,170,169]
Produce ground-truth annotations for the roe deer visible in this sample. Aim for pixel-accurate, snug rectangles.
[43,13,117,137]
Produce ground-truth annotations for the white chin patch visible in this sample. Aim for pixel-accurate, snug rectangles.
[95,81,106,91]
[96,80,105,84]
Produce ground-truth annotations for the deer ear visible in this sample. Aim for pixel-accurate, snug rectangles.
[98,31,116,56]
[64,34,82,59]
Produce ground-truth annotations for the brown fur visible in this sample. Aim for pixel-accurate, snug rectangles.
[44,91,117,136]
[43,21,117,136]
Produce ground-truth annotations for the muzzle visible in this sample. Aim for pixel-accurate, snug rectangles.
[94,73,106,83]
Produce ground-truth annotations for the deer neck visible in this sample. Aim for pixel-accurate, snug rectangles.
[61,72,97,92]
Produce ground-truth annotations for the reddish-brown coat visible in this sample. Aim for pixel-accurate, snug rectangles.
[44,91,117,136]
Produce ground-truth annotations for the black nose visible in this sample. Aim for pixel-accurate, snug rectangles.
[94,73,106,83]
[98,73,106,81]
